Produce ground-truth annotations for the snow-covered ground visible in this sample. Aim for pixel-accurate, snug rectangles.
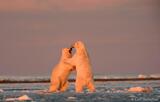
[0,80,160,102]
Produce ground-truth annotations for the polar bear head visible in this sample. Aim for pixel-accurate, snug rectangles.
[72,41,89,57]
[61,48,72,59]
[73,41,86,51]
[61,48,76,71]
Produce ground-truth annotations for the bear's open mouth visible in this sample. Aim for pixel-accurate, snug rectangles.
[69,47,73,53]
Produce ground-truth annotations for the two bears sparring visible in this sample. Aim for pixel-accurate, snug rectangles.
[49,41,95,93]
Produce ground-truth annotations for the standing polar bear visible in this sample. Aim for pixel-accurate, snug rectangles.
[69,41,96,93]
[49,48,75,92]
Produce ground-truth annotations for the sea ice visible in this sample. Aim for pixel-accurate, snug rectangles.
[5,95,32,101]
[67,96,76,100]
[0,89,3,92]
[128,86,152,93]
[18,95,32,101]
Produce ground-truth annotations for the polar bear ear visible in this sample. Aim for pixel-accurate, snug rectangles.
[73,42,79,48]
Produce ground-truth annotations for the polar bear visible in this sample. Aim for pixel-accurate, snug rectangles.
[68,41,95,93]
[49,48,75,92]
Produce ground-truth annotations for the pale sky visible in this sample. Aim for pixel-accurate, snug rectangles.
[0,0,160,76]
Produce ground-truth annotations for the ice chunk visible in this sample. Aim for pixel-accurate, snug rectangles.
[128,87,152,93]
[5,95,32,101]
[150,74,160,78]
[18,95,32,101]
[68,96,76,100]
[138,74,148,78]
[0,89,3,92]
[6,98,16,101]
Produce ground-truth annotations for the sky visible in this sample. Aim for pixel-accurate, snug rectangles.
[0,0,160,76]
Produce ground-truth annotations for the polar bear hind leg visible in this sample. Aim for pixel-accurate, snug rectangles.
[60,81,69,92]
[87,81,96,92]
[75,78,85,93]
[49,78,60,92]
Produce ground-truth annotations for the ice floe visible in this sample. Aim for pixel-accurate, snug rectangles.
[0,89,4,93]
[5,95,32,101]
[128,87,152,93]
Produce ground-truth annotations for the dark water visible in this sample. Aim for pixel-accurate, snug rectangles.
[0,81,160,102]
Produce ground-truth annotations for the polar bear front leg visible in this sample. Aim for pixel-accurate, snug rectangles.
[49,78,60,92]
[60,81,69,92]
